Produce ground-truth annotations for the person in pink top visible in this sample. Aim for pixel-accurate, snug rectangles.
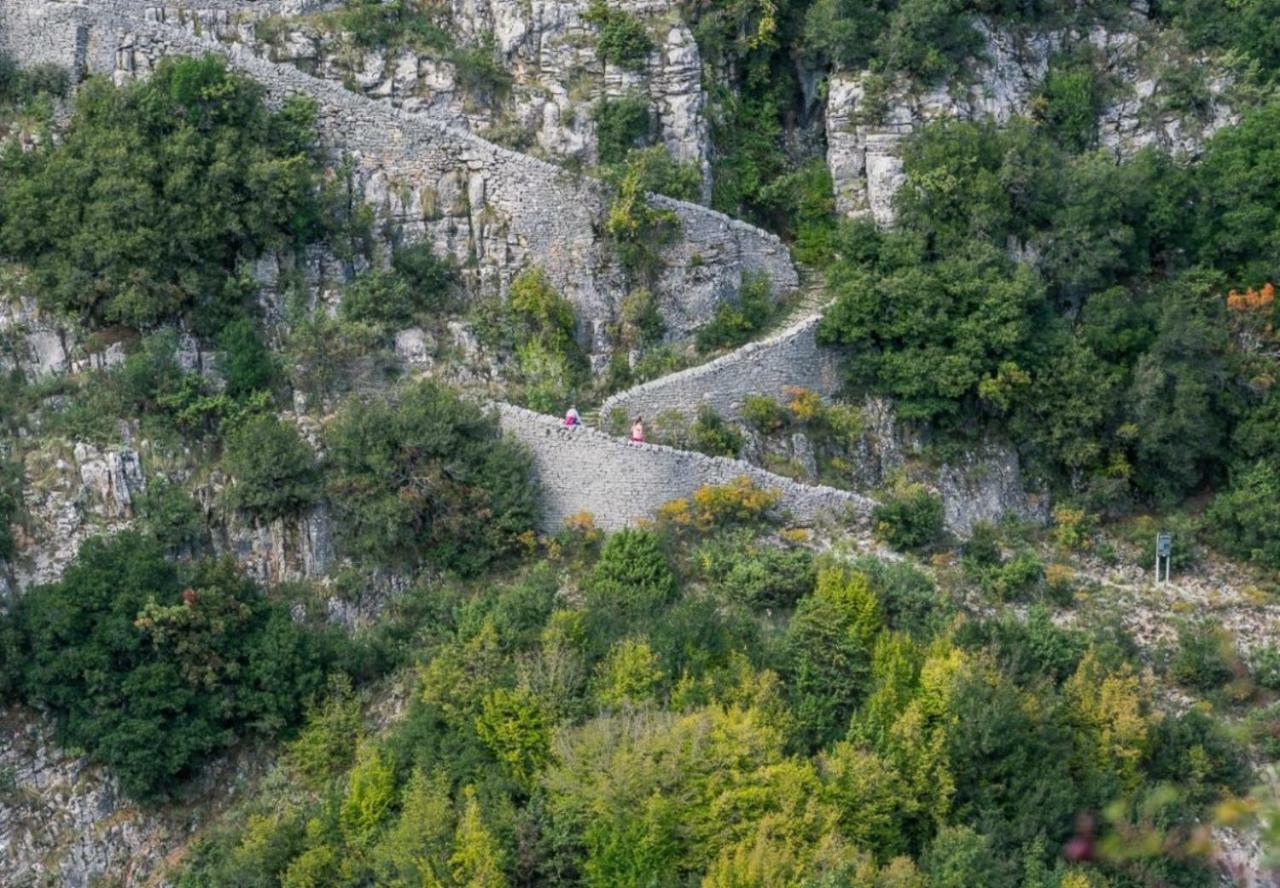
[630,417,645,442]
[563,405,581,427]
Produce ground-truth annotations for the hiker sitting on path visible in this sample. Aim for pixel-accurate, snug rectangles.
[563,405,581,427]
[630,417,645,443]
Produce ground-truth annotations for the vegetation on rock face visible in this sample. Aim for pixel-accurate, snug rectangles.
[4,533,342,799]
[324,379,538,573]
[0,55,325,333]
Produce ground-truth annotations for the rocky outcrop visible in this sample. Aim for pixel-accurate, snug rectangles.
[495,402,876,532]
[0,706,268,888]
[0,0,795,350]
[600,313,843,424]
[826,18,1236,224]
[246,0,712,191]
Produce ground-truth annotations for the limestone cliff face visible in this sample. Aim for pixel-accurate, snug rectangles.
[250,0,713,193]
[0,0,794,360]
[826,16,1237,225]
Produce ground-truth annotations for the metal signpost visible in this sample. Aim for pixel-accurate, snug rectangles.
[1155,533,1172,585]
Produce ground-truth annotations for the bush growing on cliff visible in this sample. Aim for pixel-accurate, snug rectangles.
[584,0,654,69]
[871,482,944,552]
[0,55,324,331]
[324,380,537,572]
[224,413,321,520]
[695,271,776,352]
[10,532,337,799]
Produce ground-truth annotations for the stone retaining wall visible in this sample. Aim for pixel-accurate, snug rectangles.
[0,0,797,339]
[600,313,842,424]
[495,402,874,531]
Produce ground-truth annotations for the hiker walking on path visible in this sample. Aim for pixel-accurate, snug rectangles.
[630,417,645,443]
[563,405,581,427]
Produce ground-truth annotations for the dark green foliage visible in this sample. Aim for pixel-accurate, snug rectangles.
[449,35,513,102]
[870,484,944,552]
[692,530,815,608]
[586,527,679,619]
[134,476,207,552]
[11,533,334,798]
[0,54,70,106]
[695,272,776,352]
[583,0,653,69]
[785,567,881,748]
[1034,54,1105,152]
[224,413,321,519]
[1207,460,1280,569]
[688,406,743,458]
[218,318,276,399]
[0,458,20,560]
[324,380,537,572]
[1164,0,1280,84]
[0,56,324,330]
[594,95,652,165]
[1170,622,1236,691]
[820,237,1046,424]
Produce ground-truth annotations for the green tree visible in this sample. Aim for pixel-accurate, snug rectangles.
[586,528,679,622]
[224,413,321,519]
[785,567,882,748]
[0,55,323,330]
[325,380,537,572]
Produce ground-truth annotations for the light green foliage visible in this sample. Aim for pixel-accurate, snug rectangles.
[0,56,324,331]
[320,0,452,51]
[605,152,683,276]
[451,787,508,887]
[340,745,397,845]
[583,0,654,69]
[1170,621,1236,691]
[595,637,664,707]
[450,34,514,103]
[324,379,537,572]
[496,267,590,411]
[224,413,321,519]
[286,677,363,787]
[474,685,555,786]
[785,566,882,747]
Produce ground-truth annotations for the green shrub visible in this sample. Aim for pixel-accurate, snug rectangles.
[322,0,452,51]
[218,318,276,399]
[134,476,206,552]
[13,533,336,798]
[871,483,944,551]
[695,272,775,352]
[741,394,787,433]
[693,530,815,608]
[1253,644,1280,691]
[0,458,20,560]
[224,414,321,520]
[689,406,743,458]
[0,55,324,330]
[586,527,678,619]
[324,380,537,573]
[339,243,451,328]
[584,0,653,69]
[1207,461,1280,569]
[450,34,512,102]
[595,95,652,165]
[1171,622,1236,691]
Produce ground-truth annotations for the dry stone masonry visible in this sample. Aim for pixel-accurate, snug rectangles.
[0,0,796,342]
[495,402,876,532]
[600,313,843,424]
